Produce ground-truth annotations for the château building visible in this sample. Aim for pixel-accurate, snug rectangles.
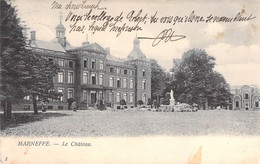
[16,18,151,110]
[231,85,260,110]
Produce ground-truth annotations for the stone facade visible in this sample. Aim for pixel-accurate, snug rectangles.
[14,19,151,110]
[231,85,260,110]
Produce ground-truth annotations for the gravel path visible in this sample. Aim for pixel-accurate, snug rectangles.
[1,110,259,137]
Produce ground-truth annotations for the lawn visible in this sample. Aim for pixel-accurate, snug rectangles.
[0,109,259,136]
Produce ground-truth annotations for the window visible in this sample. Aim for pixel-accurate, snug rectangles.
[58,71,64,83]
[123,93,127,102]
[123,78,128,88]
[83,72,88,84]
[99,74,104,85]
[130,93,134,103]
[109,77,114,87]
[83,90,87,102]
[116,68,120,74]
[109,92,113,102]
[143,69,146,77]
[58,59,64,67]
[110,67,114,73]
[116,92,120,103]
[24,95,30,101]
[130,79,134,89]
[58,88,64,101]
[132,70,135,76]
[142,94,146,104]
[124,70,127,75]
[236,101,239,107]
[91,59,96,69]
[100,61,104,70]
[69,61,74,68]
[68,72,74,84]
[83,58,88,68]
[91,73,96,85]
[142,80,146,90]
[256,101,259,108]
[117,78,121,88]
[245,94,249,99]
[99,91,103,99]
[68,89,74,99]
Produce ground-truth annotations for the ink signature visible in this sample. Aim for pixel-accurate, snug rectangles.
[139,28,186,47]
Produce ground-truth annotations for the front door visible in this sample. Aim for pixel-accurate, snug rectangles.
[90,91,97,104]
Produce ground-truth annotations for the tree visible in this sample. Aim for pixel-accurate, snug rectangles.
[159,98,164,106]
[150,59,167,101]
[164,92,170,105]
[23,52,61,114]
[147,98,152,108]
[170,49,231,109]
[137,100,144,106]
[207,71,231,109]
[0,0,29,120]
[67,98,75,110]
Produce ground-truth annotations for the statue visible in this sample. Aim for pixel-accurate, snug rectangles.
[170,90,174,100]
[170,90,175,106]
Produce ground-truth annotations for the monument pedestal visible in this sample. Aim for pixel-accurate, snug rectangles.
[170,99,175,106]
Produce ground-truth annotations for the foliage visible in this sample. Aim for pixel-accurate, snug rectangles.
[150,59,167,100]
[147,98,152,106]
[159,98,164,105]
[0,0,28,119]
[23,51,62,114]
[174,103,192,112]
[152,100,158,108]
[137,100,144,106]
[120,99,126,106]
[164,92,170,105]
[170,48,231,109]
[67,98,75,110]
[97,99,106,111]
[0,0,62,116]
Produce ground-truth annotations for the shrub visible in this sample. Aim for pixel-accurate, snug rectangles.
[137,100,144,106]
[98,100,107,111]
[120,99,126,106]
[147,98,152,107]
[160,98,164,106]
[164,92,170,105]
[67,98,75,110]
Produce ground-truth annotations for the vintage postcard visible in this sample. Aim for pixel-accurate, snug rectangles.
[0,0,259,163]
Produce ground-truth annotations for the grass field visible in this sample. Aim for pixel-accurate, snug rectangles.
[1,109,259,136]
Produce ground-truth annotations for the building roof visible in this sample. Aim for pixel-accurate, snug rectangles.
[68,42,107,54]
[127,37,147,61]
[31,40,66,53]
[56,23,65,29]
[50,38,72,49]
[230,85,260,90]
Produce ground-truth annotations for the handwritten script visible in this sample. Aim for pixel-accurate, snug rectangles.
[51,0,256,46]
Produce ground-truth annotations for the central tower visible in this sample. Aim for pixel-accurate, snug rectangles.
[127,37,151,106]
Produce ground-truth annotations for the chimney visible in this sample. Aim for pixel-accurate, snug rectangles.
[30,31,36,41]
[82,34,90,46]
[105,48,110,55]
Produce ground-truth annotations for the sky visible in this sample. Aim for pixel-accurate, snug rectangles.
[13,0,260,86]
